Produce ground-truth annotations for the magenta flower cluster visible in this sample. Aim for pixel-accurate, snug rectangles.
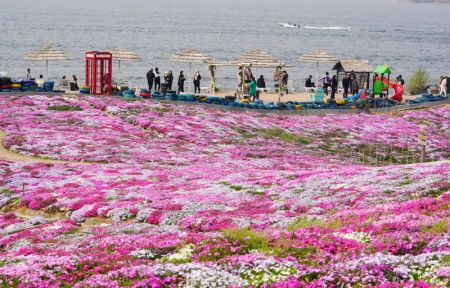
[0,94,448,287]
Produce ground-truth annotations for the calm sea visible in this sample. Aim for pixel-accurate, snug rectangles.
[0,0,449,90]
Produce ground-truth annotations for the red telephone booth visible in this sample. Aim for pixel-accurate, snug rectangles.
[85,51,112,95]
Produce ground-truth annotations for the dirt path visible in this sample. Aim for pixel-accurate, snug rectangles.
[0,130,90,164]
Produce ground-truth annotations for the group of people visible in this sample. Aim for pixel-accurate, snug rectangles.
[305,72,409,100]
[146,68,202,94]
[59,75,79,91]
[26,68,80,91]
[305,72,351,99]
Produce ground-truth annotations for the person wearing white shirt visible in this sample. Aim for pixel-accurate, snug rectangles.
[35,75,45,88]
[440,76,447,96]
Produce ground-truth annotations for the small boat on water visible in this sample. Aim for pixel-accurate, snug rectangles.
[278,22,300,28]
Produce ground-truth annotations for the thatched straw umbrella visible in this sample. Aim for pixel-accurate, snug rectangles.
[234,50,283,67]
[109,48,142,82]
[171,49,211,92]
[298,51,336,85]
[25,45,69,77]
[232,50,289,94]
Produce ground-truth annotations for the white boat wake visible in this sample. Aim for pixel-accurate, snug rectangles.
[303,26,351,31]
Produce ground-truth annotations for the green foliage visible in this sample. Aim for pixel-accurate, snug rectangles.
[48,105,83,112]
[222,228,269,253]
[221,182,244,191]
[287,216,341,231]
[425,186,449,198]
[229,185,243,191]
[420,220,448,235]
[407,68,430,95]
[0,188,15,196]
[247,190,265,196]
[257,128,311,144]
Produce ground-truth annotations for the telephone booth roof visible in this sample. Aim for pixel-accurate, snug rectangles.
[86,51,112,59]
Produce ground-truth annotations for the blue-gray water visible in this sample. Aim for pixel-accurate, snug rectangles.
[0,0,449,90]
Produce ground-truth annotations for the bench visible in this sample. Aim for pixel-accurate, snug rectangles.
[257,87,271,93]
[55,80,70,92]
[304,87,317,93]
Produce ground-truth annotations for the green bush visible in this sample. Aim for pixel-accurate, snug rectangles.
[257,128,311,144]
[407,68,430,95]
[222,228,269,253]
[48,105,83,111]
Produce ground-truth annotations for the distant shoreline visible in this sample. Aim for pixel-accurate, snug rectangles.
[405,0,450,3]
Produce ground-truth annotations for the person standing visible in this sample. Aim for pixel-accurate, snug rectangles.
[146,69,155,92]
[163,71,169,86]
[351,75,359,95]
[193,71,201,94]
[245,67,254,83]
[154,68,161,92]
[167,70,174,90]
[321,72,331,95]
[178,71,186,93]
[281,70,289,94]
[342,73,350,98]
[249,77,257,101]
[440,76,447,96]
[26,68,32,80]
[397,75,405,86]
[330,75,338,99]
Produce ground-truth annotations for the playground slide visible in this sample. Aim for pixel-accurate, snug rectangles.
[390,83,404,102]
[347,89,366,100]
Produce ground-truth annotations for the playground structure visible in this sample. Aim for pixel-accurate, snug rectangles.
[373,65,404,102]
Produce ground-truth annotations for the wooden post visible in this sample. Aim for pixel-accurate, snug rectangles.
[418,129,428,163]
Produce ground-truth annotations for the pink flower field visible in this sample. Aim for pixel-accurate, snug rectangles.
[0,94,448,287]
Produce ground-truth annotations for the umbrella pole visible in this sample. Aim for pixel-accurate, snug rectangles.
[118,60,121,83]
[189,62,192,93]
[46,60,48,78]
[316,62,319,87]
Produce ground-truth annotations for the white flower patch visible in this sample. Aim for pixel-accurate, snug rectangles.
[235,256,298,287]
[131,249,156,260]
[344,252,450,287]
[69,204,95,223]
[163,244,195,263]
[4,216,45,234]
[333,231,372,243]
[153,262,247,288]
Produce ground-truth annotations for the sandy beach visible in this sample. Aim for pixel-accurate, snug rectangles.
[211,90,417,103]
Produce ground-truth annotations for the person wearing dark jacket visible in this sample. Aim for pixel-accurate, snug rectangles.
[330,75,338,99]
[146,69,155,92]
[256,75,266,88]
[178,71,186,93]
[305,75,314,87]
[281,71,289,94]
[167,70,174,90]
[342,73,350,98]
[193,71,201,94]
[154,68,161,92]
